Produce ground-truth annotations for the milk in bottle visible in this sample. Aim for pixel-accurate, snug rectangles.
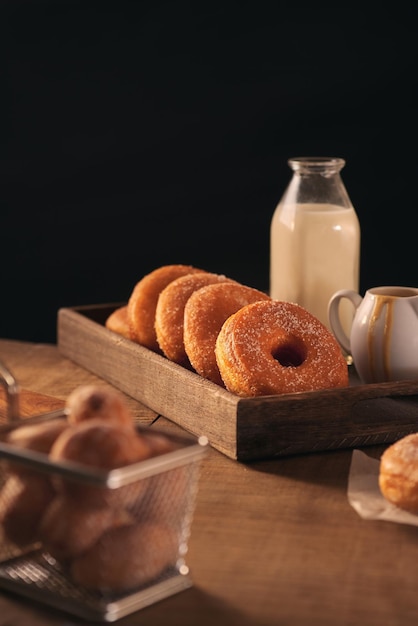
[270,157,360,337]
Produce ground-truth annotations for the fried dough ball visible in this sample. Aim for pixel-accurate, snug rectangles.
[70,521,179,592]
[379,433,418,513]
[5,417,68,477]
[141,430,180,457]
[137,465,190,528]
[65,384,134,429]
[50,419,150,469]
[0,474,55,547]
[6,417,68,453]
[49,419,153,505]
[39,496,135,563]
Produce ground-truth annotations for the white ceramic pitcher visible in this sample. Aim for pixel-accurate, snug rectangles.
[328,286,418,384]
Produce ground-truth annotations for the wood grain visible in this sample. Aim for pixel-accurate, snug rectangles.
[1,338,418,626]
[0,388,64,422]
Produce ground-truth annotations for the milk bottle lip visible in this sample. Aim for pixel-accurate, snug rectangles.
[289,156,346,171]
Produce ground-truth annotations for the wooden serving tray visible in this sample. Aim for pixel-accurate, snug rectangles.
[57,304,418,462]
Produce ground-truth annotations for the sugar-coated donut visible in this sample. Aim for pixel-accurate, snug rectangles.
[70,521,179,592]
[65,384,134,429]
[215,300,349,397]
[127,264,203,352]
[379,433,418,513]
[184,282,271,386]
[0,474,56,547]
[39,496,135,563]
[105,305,131,339]
[155,272,234,367]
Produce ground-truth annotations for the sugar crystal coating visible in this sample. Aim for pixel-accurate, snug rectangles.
[184,282,271,385]
[215,300,348,396]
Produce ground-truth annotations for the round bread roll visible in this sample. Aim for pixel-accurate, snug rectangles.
[379,433,418,513]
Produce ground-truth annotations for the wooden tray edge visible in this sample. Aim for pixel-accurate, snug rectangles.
[57,304,418,462]
[57,305,240,459]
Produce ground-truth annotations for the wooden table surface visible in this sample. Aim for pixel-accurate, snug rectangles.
[0,338,417,626]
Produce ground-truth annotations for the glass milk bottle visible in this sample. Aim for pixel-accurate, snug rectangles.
[270,157,360,337]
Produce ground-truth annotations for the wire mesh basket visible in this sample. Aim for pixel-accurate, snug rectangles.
[0,360,207,622]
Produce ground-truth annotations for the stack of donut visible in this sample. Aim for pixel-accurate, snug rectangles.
[0,385,182,592]
[106,264,349,396]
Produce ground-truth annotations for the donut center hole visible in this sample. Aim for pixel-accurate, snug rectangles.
[272,338,307,367]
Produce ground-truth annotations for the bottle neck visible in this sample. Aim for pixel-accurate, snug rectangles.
[288,157,345,176]
[282,156,352,208]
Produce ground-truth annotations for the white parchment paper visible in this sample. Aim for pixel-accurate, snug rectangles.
[347,449,418,526]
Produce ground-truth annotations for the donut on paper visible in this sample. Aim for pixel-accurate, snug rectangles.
[379,433,418,513]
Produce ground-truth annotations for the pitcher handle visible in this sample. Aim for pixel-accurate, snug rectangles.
[328,289,363,355]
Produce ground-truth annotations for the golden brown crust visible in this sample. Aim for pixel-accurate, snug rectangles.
[50,419,152,469]
[155,272,234,367]
[127,264,203,352]
[0,474,56,547]
[65,384,134,429]
[105,305,131,339]
[6,417,68,454]
[138,466,190,526]
[39,496,134,563]
[0,382,185,592]
[379,433,418,513]
[49,419,153,505]
[141,430,179,456]
[215,300,348,397]
[70,521,179,592]
[5,418,68,479]
[184,282,271,385]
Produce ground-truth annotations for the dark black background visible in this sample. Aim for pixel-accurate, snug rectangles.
[2,1,417,343]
